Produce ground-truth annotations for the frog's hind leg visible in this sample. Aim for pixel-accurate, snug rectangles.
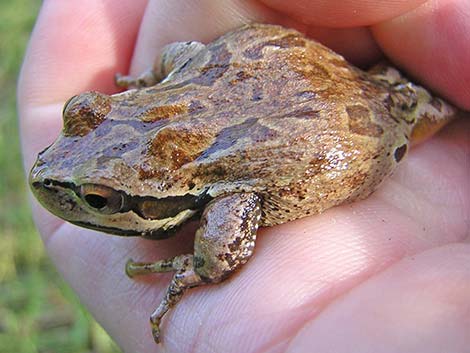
[125,192,262,344]
[115,41,206,89]
[126,254,203,343]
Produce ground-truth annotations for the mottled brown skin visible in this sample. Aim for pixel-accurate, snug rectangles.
[29,24,457,344]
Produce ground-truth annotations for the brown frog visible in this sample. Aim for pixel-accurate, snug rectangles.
[29,24,458,343]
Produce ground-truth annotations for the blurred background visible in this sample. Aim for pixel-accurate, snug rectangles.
[0,1,121,352]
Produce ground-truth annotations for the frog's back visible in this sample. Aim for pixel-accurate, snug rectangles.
[133,25,413,225]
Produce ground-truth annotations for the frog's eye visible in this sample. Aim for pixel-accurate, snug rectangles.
[80,184,123,214]
[62,95,79,117]
[62,92,112,137]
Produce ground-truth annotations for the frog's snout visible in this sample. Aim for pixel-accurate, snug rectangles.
[29,161,46,189]
[30,177,52,191]
[29,158,60,198]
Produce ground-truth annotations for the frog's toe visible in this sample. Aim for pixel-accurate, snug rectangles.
[151,321,161,344]
[125,258,137,278]
[114,69,158,89]
[125,255,190,278]
[114,72,134,88]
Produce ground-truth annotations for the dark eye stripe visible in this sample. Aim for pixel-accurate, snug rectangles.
[394,144,407,163]
[132,195,199,220]
[45,180,212,220]
[121,189,212,220]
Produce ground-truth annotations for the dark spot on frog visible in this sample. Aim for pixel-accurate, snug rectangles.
[193,255,205,269]
[243,34,306,60]
[230,70,254,85]
[102,141,139,158]
[190,43,232,86]
[173,56,192,74]
[394,144,407,162]
[188,100,206,114]
[227,237,243,252]
[286,107,321,120]
[202,164,227,178]
[199,118,278,159]
[220,252,237,268]
[381,95,401,124]
[346,104,384,137]
[251,86,263,101]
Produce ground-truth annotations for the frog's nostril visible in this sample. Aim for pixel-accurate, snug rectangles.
[31,181,42,189]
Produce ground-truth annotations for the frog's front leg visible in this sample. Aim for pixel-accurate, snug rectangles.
[115,41,206,89]
[126,193,262,343]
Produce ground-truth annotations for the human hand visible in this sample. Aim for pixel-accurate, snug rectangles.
[18,1,469,352]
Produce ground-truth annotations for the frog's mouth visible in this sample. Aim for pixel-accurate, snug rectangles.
[70,220,181,239]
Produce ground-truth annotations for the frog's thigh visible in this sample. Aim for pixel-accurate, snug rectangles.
[155,41,206,82]
[145,192,261,343]
[194,192,262,282]
[115,41,206,89]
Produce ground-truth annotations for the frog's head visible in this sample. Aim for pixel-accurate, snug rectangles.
[29,91,210,238]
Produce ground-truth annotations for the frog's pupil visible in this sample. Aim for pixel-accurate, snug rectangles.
[85,194,108,209]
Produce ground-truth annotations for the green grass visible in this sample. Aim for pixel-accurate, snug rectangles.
[0,1,121,352]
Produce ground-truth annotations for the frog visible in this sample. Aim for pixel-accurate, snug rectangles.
[29,23,458,344]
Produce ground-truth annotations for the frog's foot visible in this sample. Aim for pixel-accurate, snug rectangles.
[127,254,202,344]
[153,256,203,344]
[114,68,158,89]
[125,192,262,344]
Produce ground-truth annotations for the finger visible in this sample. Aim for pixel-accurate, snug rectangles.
[305,26,382,66]
[372,0,470,108]
[18,0,147,107]
[128,0,276,75]
[258,0,427,27]
[288,243,470,352]
[128,0,387,74]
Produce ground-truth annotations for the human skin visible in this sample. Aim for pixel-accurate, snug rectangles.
[18,1,469,352]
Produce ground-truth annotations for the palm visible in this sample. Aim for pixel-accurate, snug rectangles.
[19,1,469,352]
